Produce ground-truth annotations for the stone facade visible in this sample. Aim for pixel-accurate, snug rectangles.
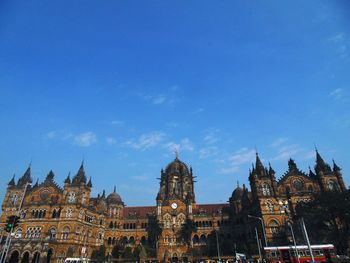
[0,150,346,262]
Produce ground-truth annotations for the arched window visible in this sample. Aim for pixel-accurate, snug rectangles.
[61,226,70,240]
[199,234,207,245]
[66,208,73,218]
[328,180,338,191]
[129,236,135,245]
[108,237,112,245]
[268,220,279,234]
[192,234,199,244]
[262,183,271,196]
[266,200,274,213]
[49,228,56,240]
[15,228,22,239]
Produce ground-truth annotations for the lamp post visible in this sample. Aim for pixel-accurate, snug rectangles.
[215,230,221,262]
[287,222,300,263]
[1,182,31,263]
[248,215,268,247]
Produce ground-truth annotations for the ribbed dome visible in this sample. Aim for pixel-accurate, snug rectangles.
[107,187,123,205]
[231,186,243,201]
[165,157,190,175]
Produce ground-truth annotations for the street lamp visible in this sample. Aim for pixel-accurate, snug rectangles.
[287,222,300,263]
[248,215,268,247]
[1,182,31,263]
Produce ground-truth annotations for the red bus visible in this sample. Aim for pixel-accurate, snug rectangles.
[264,244,335,263]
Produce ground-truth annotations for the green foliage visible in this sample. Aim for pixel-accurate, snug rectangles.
[295,189,350,254]
[111,242,124,259]
[121,246,133,260]
[179,219,197,245]
[91,245,106,262]
[146,215,162,249]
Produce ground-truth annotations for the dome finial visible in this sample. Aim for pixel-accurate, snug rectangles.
[175,148,179,159]
[237,180,239,188]
[113,186,116,193]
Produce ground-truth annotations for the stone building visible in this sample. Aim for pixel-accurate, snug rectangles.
[0,150,346,262]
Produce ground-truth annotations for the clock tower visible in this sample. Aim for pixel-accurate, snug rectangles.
[156,154,196,261]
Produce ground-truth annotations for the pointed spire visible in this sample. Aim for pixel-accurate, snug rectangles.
[87,177,92,187]
[72,162,87,185]
[237,181,240,188]
[255,152,266,176]
[308,166,316,178]
[269,162,275,175]
[315,149,331,173]
[64,172,71,184]
[17,164,33,187]
[45,170,55,181]
[33,178,39,188]
[102,189,106,198]
[113,186,116,193]
[333,159,341,172]
[175,149,179,160]
[8,174,16,186]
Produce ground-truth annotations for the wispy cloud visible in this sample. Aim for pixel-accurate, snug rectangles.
[74,132,97,147]
[164,138,194,153]
[131,174,150,181]
[106,137,117,145]
[199,146,219,159]
[203,129,220,145]
[272,144,302,161]
[111,120,124,126]
[328,32,348,58]
[125,132,165,150]
[270,137,288,148]
[192,108,204,114]
[329,88,345,101]
[218,148,255,175]
[46,131,56,139]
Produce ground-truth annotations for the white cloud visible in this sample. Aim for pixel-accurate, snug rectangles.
[106,137,117,145]
[192,108,204,114]
[111,120,124,126]
[270,137,288,148]
[272,144,302,161]
[203,129,220,144]
[329,32,348,58]
[227,148,256,166]
[164,138,194,153]
[131,174,150,181]
[152,94,166,104]
[46,131,56,139]
[199,146,219,159]
[217,148,255,175]
[74,132,97,147]
[219,166,240,175]
[126,132,165,150]
[329,88,344,100]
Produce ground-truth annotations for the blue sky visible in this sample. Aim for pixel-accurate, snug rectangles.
[0,1,349,206]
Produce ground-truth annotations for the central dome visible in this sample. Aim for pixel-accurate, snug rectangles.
[165,156,191,175]
[107,187,124,205]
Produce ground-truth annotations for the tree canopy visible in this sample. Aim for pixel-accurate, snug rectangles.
[295,189,350,254]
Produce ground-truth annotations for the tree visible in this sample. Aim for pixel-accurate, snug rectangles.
[146,215,162,250]
[295,189,350,254]
[111,241,124,259]
[91,245,106,262]
[179,219,197,246]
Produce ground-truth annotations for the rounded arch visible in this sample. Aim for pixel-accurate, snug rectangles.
[9,250,20,263]
[31,251,40,263]
[21,251,30,263]
[192,234,199,244]
[268,219,280,234]
[46,248,53,263]
[108,237,112,245]
[129,236,135,245]
[141,236,147,245]
[199,234,207,244]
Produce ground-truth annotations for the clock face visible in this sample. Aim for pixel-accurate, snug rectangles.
[171,202,178,209]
